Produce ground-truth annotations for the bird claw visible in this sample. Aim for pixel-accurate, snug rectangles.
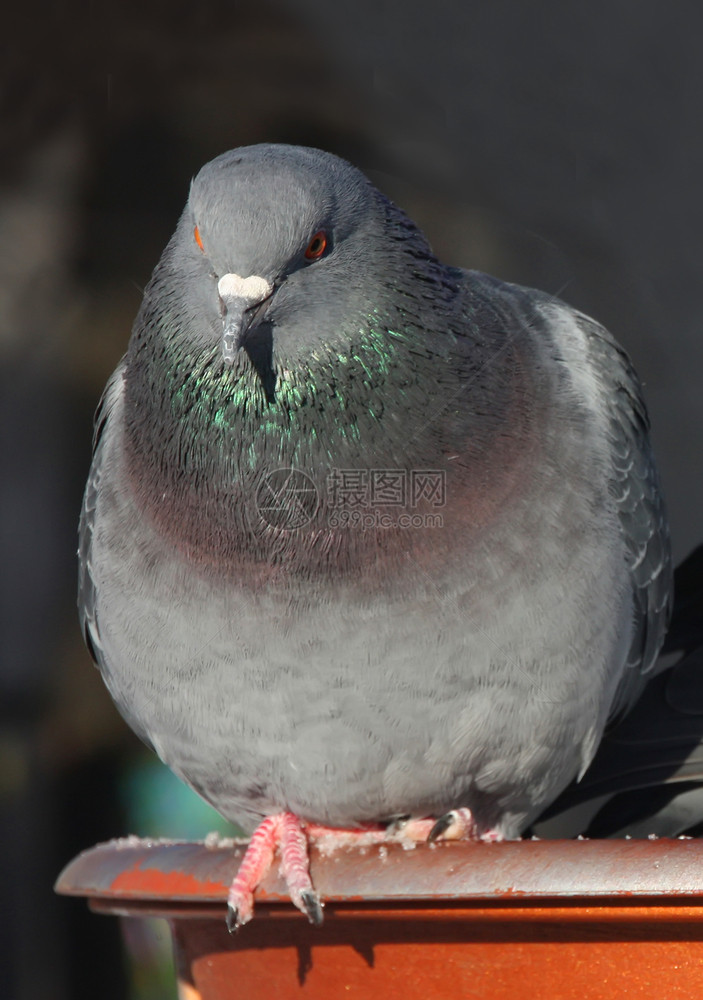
[428,813,454,841]
[300,889,324,926]
[226,886,255,931]
[428,807,479,841]
[226,903,243,933]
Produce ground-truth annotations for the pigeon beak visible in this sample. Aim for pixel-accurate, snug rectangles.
[217,273,274,365]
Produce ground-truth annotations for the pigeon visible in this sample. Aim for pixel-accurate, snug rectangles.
[78,143,672,928]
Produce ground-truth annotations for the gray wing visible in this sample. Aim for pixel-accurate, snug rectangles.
[576,313,673,719]
[78,359,156,752]
[536,546,703,835]
[78,361,126,673]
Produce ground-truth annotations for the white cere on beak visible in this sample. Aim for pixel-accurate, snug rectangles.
[217,273,272,303]
[217,273,273,363]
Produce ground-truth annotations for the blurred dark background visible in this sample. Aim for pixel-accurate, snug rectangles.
[2,2,702,997]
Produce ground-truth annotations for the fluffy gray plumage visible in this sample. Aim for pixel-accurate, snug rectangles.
[540,544,703,838]
[79,144,672,838]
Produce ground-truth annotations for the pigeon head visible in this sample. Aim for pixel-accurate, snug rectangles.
[125,144,471,479]
[188,145,379,283]
[171,144,438,369]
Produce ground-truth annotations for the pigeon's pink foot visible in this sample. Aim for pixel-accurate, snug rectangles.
[227,809,504,929]
[227,812,323,931]
[227,814,387,930]
[227,814,279,930]
[429,807,480,841]
[429,807,506,842]
[387,816,438,841]
[385,808,480,842]
[395,808,505,843]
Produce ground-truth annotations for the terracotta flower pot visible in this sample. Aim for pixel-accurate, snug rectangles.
[56,837,703,999]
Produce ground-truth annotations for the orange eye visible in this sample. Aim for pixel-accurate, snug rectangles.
[194,225,205,253]
[304,230,327,260]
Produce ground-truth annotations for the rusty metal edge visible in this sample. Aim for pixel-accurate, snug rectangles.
[55,837,703,907]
